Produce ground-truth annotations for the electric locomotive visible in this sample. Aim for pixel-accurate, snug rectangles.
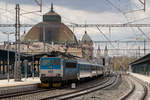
[40,57,77,87]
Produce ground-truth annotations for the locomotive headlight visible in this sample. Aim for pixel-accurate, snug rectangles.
[41,74,46,77]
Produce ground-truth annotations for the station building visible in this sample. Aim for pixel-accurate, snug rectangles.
[0,4,95,77]
[22,3,94,60]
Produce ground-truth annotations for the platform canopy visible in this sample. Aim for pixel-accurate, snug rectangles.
[129,53,150,75]
[130,53,150,65]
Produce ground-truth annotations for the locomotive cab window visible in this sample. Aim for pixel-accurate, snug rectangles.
[41,59,50,66]
[65,62,77,68]
[52,59,60,66]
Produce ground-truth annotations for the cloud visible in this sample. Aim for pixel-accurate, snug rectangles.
[0,0,150,45]
[1,0,132,13]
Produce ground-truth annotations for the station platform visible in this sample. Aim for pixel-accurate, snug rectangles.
[0,77,40,88]
[0,77,41,95]
[129,72,150,84]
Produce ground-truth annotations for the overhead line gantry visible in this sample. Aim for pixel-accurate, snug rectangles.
[0,24,150,28]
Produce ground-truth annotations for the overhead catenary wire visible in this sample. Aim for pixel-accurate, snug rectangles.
[0,1,149,51]
[100,1,139,49]
[0,1,43,42]
[125,16,150,24]
[96,26,115,48]
[34,0,42,12]
[0,7,40,24]
[104,0,144,48]
[106,0,150,43]
[137,27,150,40]
[104,0,148,55]
[0,1,43,24]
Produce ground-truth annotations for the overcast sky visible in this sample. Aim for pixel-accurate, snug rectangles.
[0,0,150,54]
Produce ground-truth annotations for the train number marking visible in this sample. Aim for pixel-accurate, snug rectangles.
[48,70,53,73]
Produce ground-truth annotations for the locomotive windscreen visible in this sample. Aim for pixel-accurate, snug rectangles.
[41,59,50,66]
[52,59,60,66]
[65,62,76,68]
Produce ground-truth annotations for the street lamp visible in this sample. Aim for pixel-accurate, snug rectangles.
[1,31,14,82]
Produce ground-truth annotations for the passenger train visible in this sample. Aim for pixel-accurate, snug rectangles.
[40,57,104,87]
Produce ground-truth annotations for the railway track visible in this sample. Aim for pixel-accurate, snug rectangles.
[40,74,120,100]
[120,76,148,100]
[0,75,120,100]
[0,88,50,99]
[0,76,108,99]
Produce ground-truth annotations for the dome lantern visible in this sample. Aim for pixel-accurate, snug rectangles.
[43,3,61,22]
[50,3,54,12]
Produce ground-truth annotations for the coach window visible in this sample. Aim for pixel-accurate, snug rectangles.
[80,64,83,71]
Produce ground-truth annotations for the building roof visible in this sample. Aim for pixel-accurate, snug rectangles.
[44,11,60,16]
[23,22,77,43]
[44,3,60,16]
[130,53,150,65]
[23,3,78,44]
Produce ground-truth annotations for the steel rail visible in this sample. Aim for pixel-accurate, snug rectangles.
[120,77,148,100]
[0,76,108,99]
[120,79,135,100]
[0,88,50,99]
[141,84,147,100]
[40,75,119,100]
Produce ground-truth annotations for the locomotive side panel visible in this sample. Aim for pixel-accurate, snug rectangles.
[63,60,77,80]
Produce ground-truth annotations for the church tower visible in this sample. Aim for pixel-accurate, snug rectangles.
[96,45,101,58]
[104,45,108,57]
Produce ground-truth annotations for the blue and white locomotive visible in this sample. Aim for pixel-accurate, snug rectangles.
[40,57,104,87]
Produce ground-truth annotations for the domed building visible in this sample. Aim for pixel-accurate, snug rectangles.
[82,31,93,43]
[23,3,78,44]
[80,31,94,60]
